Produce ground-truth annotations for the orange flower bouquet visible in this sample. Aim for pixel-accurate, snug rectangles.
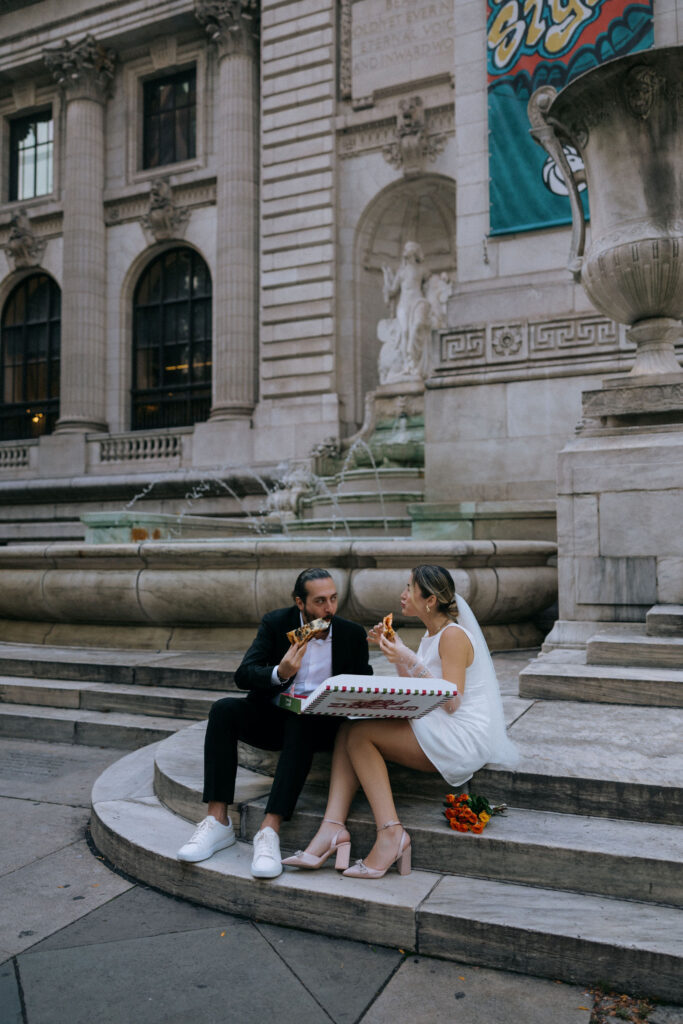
[443,792,505,834]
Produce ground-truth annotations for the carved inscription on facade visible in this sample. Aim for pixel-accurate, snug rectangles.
[351,0,454,101]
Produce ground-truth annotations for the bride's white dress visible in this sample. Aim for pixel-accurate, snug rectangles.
[410,620,516,786]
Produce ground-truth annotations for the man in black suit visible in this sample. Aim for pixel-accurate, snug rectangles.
[177,568,372,877]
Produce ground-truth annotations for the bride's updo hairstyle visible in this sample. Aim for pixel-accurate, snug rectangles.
[411,564,458,620]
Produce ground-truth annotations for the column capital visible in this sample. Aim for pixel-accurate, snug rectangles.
[43,34,116,103]
[194,0,259,59]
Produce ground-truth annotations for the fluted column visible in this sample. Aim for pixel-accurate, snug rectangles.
[196,0,259,419]
[44,35,115,433]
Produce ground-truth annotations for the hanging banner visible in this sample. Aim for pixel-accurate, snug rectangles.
[487,0,654,235]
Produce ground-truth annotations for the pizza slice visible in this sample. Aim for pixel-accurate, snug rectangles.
[382,613,395,640]
[286,617,331,645]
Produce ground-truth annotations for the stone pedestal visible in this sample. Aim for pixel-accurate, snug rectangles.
[44,35,115,433]
[554,377,683,640]
[196,1,259,421]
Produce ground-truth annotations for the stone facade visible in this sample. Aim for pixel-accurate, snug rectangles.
[0,0,680,530]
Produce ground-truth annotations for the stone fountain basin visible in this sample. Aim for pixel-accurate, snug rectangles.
[0,539,556,639]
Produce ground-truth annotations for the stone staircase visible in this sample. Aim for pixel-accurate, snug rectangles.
[519,605,683,706]
[0,642,244,747]
[1,630,681,1001]
[90,704,683,1003]
[290,467,424,537]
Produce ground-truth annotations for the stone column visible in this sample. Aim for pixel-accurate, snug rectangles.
[44,35,115,433]
[195,0,259,420]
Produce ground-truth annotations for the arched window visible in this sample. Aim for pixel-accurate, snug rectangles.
[0,273,60,440]
[132,247,212,430]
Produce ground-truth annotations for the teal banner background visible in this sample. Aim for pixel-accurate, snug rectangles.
[487,0,654,236]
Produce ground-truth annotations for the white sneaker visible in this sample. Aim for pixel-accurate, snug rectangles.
[251,826,282,878]
[177,815,235,863]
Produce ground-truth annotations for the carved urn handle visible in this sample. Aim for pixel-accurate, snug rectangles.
[528,86,586,282]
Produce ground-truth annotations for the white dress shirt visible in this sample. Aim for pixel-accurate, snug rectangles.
[271,614,333,702]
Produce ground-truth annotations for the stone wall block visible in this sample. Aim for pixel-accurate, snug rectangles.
[138,569,258,624]
[575,556,657,606]
[599,492,683,557]
[572,495,600,557]
[41,570,145,623]
[0,571,49,620]
[657,558,683,603]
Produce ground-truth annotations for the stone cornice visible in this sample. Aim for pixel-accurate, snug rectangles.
[43,34,117,103]
[194,0,259,59]
[0,0,193,76]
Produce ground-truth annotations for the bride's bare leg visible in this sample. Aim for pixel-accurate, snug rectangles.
[346,719,436,870]
[302,720,360,857]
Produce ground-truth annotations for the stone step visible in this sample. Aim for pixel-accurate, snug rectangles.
[647,605,683,637]
[0,520,85,543]
[587,633,683,669]
[284,516,413,536]
[91,744,683,1003]
[153,726,683,907]
[0,642,241,690]
[475,699,683,826]
[242,790,683,908]
[519,656,683,707]
[0,703,194,748]
[417,875,683,1003]
[0,675,224,720]
[299,491,423,520]
[322,467,424,496]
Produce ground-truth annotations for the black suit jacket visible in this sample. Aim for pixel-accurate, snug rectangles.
[234,606,372,703]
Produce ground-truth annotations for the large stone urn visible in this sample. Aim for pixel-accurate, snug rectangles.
[528,46,682,377]
[526,47,683,638]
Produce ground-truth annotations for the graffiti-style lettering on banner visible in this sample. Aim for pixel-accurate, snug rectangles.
[487,0,653,235]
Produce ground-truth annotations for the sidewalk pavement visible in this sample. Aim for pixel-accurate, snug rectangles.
[0,649,679,1024]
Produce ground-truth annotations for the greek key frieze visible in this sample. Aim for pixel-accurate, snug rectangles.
[530,316,617,353]
[442,329,485,362]
[435,314,624,375]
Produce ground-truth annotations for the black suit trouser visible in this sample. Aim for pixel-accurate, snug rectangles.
[202,696,340,820]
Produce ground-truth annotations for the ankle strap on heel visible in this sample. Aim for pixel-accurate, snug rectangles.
[323,818,345,827]
[377,819,401,831]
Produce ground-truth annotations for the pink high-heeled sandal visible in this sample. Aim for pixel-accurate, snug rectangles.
[282,818,351,870]
[342,820,411,878]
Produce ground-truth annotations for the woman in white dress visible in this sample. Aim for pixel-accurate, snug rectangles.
[282,565,519,878]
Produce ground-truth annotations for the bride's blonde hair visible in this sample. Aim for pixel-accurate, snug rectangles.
[411,564,458,620]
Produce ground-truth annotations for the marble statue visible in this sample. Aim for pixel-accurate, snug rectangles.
[141,178,189,242]
[4,208,45,269]
[378,241,453,384]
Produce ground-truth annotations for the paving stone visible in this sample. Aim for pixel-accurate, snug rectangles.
[0,960,22,1024]
[649,1006,683,1024]
[0,796,89,877]
[17,921,330,1024]
[0,839,133,957]
[359,958,592,1024]
[255,921,401,1024]
[0,737,123,805]
[29,884,256,952]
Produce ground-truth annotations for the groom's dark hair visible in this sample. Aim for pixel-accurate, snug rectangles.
[292,568,333,602]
